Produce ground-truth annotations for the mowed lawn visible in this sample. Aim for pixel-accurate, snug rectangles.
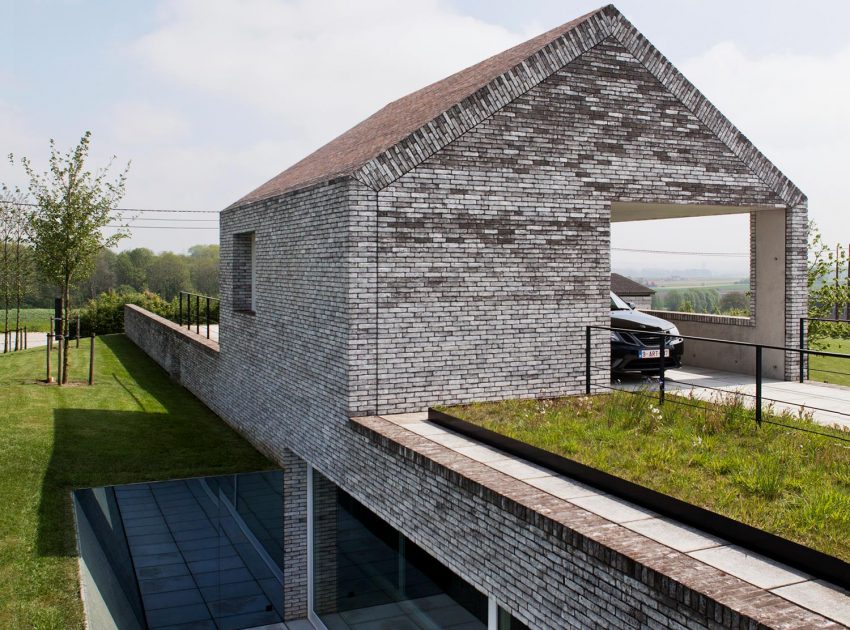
[0,334,274,629]
[809,337,850,387]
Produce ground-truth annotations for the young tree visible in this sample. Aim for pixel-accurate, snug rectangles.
[16,132,129,381]
[807,221,850,346]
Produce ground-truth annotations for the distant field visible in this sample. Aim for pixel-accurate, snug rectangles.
[0,308,54,333]
[652,278,749,292]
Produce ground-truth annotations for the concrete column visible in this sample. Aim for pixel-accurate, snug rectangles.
[754,208,788,379]
[282,448,307,620]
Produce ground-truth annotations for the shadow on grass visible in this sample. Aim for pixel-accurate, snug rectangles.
[99,334,181,412]
[37,336,271,557]
[37,408,191,557]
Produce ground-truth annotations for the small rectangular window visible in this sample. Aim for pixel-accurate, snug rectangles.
[233,231,256,313]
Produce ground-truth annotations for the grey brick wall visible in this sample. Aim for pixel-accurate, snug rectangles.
[359,38,786,414]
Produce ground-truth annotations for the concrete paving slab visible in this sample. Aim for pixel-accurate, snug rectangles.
[569,494,655,524]
[427,432,477,449]
[771,580,850,627]
[689,545,810,589]
[524,475,600,500]
[489,458,551,480]
[453,444,512,464]
[400,421,448,437]
[380,412,428,424]
[624,517,725,553]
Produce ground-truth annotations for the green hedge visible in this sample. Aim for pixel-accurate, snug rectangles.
[79,290,176,336]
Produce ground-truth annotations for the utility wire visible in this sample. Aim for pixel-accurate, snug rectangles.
[612,247,747,257]
[105,225,218,230]
[117,217,218,223]
[8,201,217,214]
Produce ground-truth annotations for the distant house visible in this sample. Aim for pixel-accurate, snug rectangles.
[611,273,654,309]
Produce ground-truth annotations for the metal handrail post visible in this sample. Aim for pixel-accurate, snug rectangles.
[206,297,210,339]
[799,317,805,383]
[585,326,591,395]
[658,332,666,405]
[178,292,183,327]
[755,345,763,425]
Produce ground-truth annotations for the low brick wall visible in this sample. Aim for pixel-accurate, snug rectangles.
[123,305,223,418]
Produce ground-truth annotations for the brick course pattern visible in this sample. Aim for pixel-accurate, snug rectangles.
[124,6,813,628]
[360,37,787,414]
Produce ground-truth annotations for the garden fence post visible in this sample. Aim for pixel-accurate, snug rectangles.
[755,345,762,425]
[585,326,591,395]
[89,334,95,386]
[24,326,27,350]
[57,333,63,387]
[76,312,80,348]
[46,334,52,382]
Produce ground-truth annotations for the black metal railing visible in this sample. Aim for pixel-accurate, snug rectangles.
[586,324,850,438]
[177,292,220,340]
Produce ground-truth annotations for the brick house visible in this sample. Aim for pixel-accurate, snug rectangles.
[125,5,825,628]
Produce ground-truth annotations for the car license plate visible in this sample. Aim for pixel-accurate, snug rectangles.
[639,349,670,359]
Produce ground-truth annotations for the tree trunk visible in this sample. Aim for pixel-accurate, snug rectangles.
[2,235,8,352]
[62,276,70,384]
[14,238,21,351]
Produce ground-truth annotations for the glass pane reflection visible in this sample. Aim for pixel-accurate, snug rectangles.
[313,470,487,629]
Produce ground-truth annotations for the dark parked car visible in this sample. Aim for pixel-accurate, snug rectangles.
[610,291,683,374]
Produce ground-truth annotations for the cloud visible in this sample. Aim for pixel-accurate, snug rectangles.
[132,0,527,146]
[680,42,850,230]
[108,102,189,146]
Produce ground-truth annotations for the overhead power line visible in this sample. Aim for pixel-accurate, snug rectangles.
[612,247,748,257]
[8,201,217,214]
[105,225,218,230]
[118,217,218,223]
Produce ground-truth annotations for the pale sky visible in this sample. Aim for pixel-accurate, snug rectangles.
[1,1,848,276]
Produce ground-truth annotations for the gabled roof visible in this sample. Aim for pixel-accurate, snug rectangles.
[232,4,804,209]
[611,273,654,296]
